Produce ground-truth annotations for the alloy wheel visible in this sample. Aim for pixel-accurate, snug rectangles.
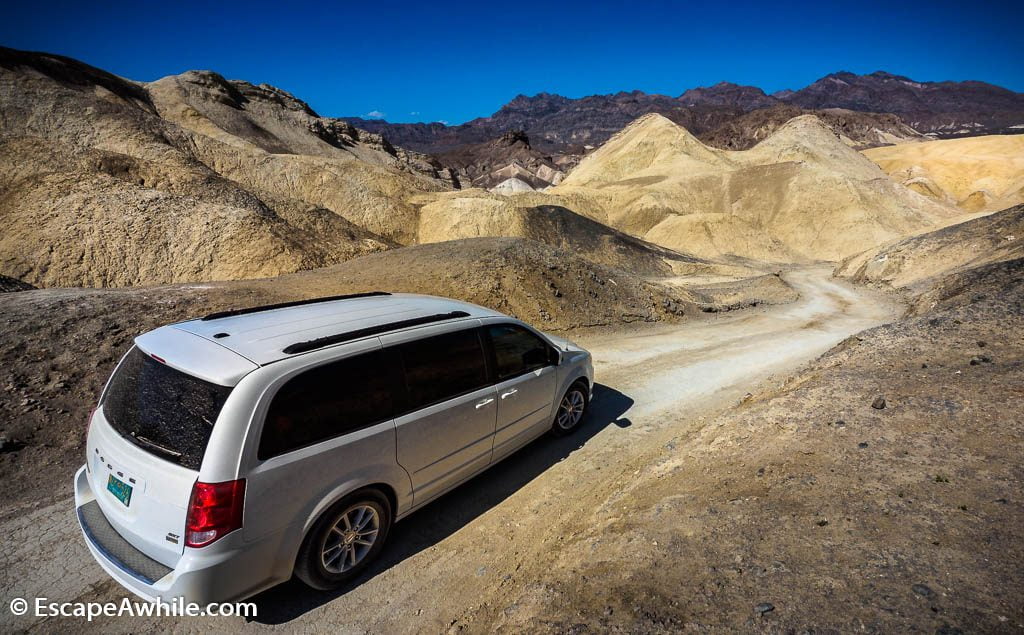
[321,504,380,573]
[557,389,586,430]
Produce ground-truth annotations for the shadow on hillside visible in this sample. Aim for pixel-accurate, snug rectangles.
[248,383,634,624]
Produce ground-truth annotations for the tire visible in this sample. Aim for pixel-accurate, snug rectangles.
[294,488,392,591]
[551,381,589,436]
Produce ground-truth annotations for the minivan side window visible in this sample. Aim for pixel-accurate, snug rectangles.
[397,328,489,413]
[486,324,556,381]
[259,349,396,460]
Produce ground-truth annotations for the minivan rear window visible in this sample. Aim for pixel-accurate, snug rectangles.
[101,347,232,470]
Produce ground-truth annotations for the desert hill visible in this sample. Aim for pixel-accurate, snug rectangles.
[550,114,959,261]
[862,134,1024,212]
[146,70,458,185]
[0,47,450,287]
[834,204,1024,289]
[412,190,758,278]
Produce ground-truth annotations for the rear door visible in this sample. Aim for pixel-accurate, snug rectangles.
[484,323,558,461]
[87,345,242,566]
[387,326,497,506]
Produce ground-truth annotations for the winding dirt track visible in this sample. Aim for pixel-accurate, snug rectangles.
[0,267,899,632]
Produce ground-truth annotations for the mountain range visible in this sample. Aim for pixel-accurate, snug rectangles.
[341,71,1023,190]
[346,71,1024,155]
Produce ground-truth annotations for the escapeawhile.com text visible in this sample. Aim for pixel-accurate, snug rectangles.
[9,597,257,621]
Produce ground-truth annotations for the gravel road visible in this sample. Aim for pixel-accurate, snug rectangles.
[0,267,899,632]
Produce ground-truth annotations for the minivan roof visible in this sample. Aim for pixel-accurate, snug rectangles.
[159,293,504,371]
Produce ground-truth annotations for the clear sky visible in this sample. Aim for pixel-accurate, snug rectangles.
[3,0,1022,125]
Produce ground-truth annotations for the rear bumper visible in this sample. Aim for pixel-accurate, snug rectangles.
[74,465,289,604]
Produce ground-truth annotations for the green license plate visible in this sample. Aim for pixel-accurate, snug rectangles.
[106,473,133,507]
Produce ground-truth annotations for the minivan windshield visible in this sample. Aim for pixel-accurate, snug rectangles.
[101,347,232,470]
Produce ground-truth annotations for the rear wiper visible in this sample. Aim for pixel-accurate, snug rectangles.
[130,433,183,463]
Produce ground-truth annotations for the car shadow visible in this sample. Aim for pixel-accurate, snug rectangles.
[248,382,633,624]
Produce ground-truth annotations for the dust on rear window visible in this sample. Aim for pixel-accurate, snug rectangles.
[101,347,232,470]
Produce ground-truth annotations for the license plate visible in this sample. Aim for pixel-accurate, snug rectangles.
[106,473,133,507]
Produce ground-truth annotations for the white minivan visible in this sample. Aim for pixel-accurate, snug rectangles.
[74,292,593,603]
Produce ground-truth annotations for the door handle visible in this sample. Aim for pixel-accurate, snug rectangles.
[475,398,495,409]
[500,389,518,399]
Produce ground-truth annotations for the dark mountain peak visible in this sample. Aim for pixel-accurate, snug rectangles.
[499,92,571,115]
[784,69,1024,133]
[867,70,913,82]
[678,81,776,111]
[611,89,648,98]
[506,92,564,104]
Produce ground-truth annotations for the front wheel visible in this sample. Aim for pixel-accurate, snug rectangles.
[551,382,588,436]
[294,489,392,590]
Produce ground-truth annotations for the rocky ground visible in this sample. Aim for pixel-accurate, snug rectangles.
[493,259,1023,632]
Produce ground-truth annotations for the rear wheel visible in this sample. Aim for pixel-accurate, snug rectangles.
[551,381,588,436]
[294,489,392,590]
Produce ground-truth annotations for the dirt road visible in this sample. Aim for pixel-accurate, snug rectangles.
[0,267,900,632]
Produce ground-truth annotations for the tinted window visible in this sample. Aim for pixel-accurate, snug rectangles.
[259,349,396,460]
[398,329,488,412]
[103,347,232,470]
[487,324,555,380]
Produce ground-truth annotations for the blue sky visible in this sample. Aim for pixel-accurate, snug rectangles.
[3,0,1022,124]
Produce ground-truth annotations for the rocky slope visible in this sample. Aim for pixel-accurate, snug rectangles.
[146,70,458,186]
[550,114,960,262]
[834,204,1024,289]
[434,130,566,189]
[0,47,451,287]
[862,134,1024,211]
[0,275,34,293]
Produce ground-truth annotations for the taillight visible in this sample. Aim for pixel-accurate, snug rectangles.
[184,479,245,548]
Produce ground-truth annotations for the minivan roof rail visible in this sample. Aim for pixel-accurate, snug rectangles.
[281,311,472,355]
[200,292,392,322]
